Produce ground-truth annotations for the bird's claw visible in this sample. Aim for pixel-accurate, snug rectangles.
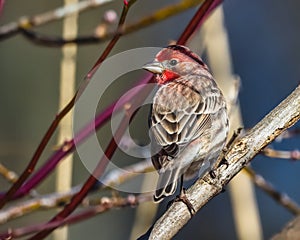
[168,188,195,217]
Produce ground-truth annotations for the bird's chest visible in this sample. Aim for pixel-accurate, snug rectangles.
[153,81,201,113]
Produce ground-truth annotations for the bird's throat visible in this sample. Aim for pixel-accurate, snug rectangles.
[157,70,180,84]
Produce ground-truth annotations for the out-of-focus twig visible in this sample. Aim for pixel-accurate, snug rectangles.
[244,166,300,215]
[262,147,300,160]
[1,0,212,46]
[0,193,153,240]
[0,0,113,39]
[0,0,4,16]
[0,163,18,183]
[0,0,135,210]
[29,102,141,239]
[276,128,300,140]
[0,159,153,224]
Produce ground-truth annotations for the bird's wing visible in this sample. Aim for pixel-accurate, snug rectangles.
[150,75,224,170]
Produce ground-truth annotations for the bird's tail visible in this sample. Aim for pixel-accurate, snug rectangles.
[153,167,182,202]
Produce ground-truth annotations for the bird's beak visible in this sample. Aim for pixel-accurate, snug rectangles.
[142,61,164,74]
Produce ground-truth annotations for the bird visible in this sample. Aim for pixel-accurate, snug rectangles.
[143,45,229,209]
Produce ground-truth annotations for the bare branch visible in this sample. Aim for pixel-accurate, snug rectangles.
[0,159,153,224]
[272,215,300,240]
[149,84,300,239]
[0,0,4,16]
[0,163,18,184]
[1,0,210,46]
[0,193,152,239]
[0,0,136,210]
[262,147,300,160]
[244,166,300,215]
[0,0,113,39]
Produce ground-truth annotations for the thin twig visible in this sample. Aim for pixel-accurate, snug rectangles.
[27,2,143,238]
[276,128,300,140]
[0,159,153,224]
[0,0,113,39]
[0,0,136,209]
[262,147,300,160]
[29,98,139,239]
[16,0,211,47]
[0,193,152,239]
[178,0,221,44]
[244,166,300,215]
[0,94,77,209]
[0,0,4,16]
[0,163,18,183]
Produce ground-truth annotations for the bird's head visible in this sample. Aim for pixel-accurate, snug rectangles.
[143,45,208,84]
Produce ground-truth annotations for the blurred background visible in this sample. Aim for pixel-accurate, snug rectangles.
[0,0,300,239]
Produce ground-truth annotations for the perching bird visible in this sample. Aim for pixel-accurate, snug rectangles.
[143,45,229,205]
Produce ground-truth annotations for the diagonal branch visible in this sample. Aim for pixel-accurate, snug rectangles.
[148,84,300,239]
[244,166,300,215]
[262,147,300,160]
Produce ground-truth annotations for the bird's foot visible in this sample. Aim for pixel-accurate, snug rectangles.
[169,188,195,217]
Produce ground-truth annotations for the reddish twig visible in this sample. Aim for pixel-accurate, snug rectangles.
[87,0,137,78]
[0,94,77,209]
[0,0,136,209]
[0,193,152,239]
[177,0,221,44]
[4,74,151,199]
[29,90,148,239]
[0,0,4,16]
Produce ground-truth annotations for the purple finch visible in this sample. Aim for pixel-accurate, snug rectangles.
[143,45,229,204]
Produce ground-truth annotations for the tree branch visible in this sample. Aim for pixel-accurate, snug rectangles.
[0,193,152,239]
[1,0,212,46]
[244,166,300,215]
[262,147,300,160]
[0,0,135,209]
[0,0,113,39]
[148,84,300,239]
[0,159,153,224]
[272,215,300,240]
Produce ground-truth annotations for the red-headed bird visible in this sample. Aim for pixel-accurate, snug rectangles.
[143,45,229,205]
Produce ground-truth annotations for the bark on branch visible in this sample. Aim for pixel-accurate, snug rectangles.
[149,84,300,239]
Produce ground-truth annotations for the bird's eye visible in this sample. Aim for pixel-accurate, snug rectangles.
[169,59,178,66]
